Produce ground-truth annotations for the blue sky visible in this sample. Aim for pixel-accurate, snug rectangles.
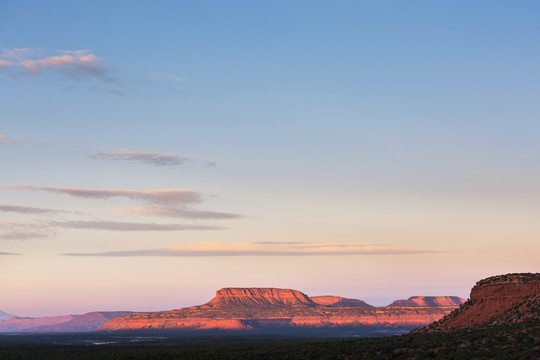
[1,1,539,316]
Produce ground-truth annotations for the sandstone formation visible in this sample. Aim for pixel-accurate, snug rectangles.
[98,287,460,332]
[388,296,466,307]
[0,311,131,333]
[310,296,373,307]
[192,288,317,309]
[419,273,539,332]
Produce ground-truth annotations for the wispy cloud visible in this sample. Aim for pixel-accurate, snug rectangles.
[0,47,183,97]
[62,242,437,257]
[0,48,112,81]
[116,206,242,220]
[50,220,225,232]
[0,204,62,215]
[6,185,202,206]
[0,222,52,240]
[148,72,184,82]
[0,134,21,145]
[90,149,214,167]
[6,185,241,221]
[0,251,21,256]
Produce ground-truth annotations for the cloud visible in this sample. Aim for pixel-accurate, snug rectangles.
[49,220,225,232]
[0,48,183,97]
[5,185,241,221]
[148,72,184,82]
[6,185,202,206]
[0,251,21,256]
[0,48,112,81]
[0,134,20,145]
[116,206,242,220]
[91,149,216,168]
[62,242,437,257]
[0,204,62,215]
[0,222,52,240]
[92,149,189,167]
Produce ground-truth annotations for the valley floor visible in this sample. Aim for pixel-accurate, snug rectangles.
[0,320,538,360]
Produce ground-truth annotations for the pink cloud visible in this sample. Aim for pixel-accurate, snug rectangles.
[62,242,438,257]
[0,48,110,81]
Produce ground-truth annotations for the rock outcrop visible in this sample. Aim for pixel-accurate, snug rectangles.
[0,311,131,333]
[419,273,540,332]
[193,288,317,309]
[98,287,461,333]
[310,296,373,307]
[388,296,466,307]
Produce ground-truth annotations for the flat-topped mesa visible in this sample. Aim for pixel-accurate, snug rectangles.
[310,296,373,307]
[195,288,317,309]
[388,296,466,307]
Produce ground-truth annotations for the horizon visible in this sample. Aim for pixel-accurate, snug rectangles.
[2,283,472,318]
[1,1,539,318]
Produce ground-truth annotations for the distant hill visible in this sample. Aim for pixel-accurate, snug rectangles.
[0,311,14,321]
[388,296,466,307]
[311,296,373,307]
[0,311,131,333]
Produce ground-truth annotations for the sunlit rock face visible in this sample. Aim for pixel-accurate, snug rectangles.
[418,273,540,332]
[388,296,466,307]
[98,287,461,332]
[193,288,318,309]
[310,296,373,307]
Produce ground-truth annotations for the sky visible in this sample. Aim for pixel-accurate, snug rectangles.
[1,1,539,317]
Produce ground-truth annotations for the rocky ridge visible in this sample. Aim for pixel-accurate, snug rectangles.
[98,287,461,332]
[418,273,539,332]
[192,288,317,309]
[388,296,466,307]
[0,311,132,333]
[310,296,373,307]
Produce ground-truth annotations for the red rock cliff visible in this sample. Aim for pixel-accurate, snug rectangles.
[420,273,540,331]
[310,296,373,307]
[194,288,317,309]
[388,296,466,307]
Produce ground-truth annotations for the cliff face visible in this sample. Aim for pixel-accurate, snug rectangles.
[194,288,317,309]
[98,307,454,331]
[0,312,131,333]
[310,296,373,307]
[98,287,460,332]
[420,273,540,332]
[388,296,466,307]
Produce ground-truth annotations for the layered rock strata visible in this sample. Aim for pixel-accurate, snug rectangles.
[388,296,466,307]
[98,288,459,332]
[419,273,540,332]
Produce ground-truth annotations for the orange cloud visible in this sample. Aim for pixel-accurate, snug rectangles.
[63,242,437,257]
